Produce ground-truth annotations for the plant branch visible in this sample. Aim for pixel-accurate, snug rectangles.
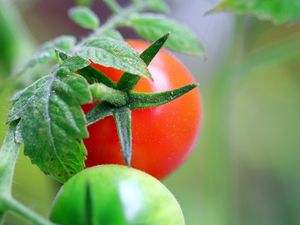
[0,124,19,224]
[0,124,20,195]
[93,0,155,34]
[89,83,127,106]
[0,1,162,224]
[2,197,55,225]
[0,124,54,225]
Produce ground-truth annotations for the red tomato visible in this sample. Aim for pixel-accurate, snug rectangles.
[82,40,202,179]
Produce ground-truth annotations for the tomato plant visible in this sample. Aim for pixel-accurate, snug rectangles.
[82,40,202,179]
[50,165,185,225]
[0,0,207,224]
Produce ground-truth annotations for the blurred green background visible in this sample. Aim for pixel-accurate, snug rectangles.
[0,0,300,225]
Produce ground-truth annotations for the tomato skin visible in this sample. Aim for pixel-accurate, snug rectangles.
[83,40,202,179]
[50,165,185,225]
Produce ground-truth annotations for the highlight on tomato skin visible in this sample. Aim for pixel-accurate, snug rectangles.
[50,165,185,225]
[82,40,202,180]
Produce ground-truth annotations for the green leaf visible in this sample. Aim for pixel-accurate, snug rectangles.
[129,84,198,109]
[130,14,205,56]
[78,37,151,78]
[57,54,90,76]
[56,49,117,88]
[101,28,124,41]
[86,102,114,125]
[117,33,170,91]
[7,72,92,183]
[69,6,100,30]
[26,35,76,68]
[113,107,132,166]
[147,0,170,13]
[213,0,300,24]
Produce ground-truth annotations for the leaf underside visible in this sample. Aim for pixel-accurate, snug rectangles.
[78,37,151,78]
[7,73,91,183]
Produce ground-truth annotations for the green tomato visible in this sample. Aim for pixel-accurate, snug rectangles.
[50,165,185,225]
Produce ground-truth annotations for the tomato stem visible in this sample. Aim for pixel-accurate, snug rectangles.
[2,197,54,225]
[0,124,20,195]
[0,125,54,225]
[0,124,53,225]
[89,83,128,106]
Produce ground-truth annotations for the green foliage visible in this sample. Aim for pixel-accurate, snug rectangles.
[101,28,124,40]
[78,37,151,78]
[69,6,100,30]
[7,72,91,183]
[130,14,205,56]
[0,1,204,223]
[26,36,76,69]
[147,0,170,13]
[214,0,300,24]
[57,54,90,76]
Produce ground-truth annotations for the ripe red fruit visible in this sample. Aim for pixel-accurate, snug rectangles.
[82,40,202,179]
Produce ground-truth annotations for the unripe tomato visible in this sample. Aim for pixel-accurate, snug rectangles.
[83,40,202,179]
[50,165,185,225]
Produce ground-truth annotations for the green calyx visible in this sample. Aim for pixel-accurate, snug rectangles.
[61,33,199,167]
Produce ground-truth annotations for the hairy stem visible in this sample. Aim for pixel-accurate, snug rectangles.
[2,197,55,225]
[89,83,127,106]
[0,124,19,224]
[0,125,20,195]
[0,125,55,225]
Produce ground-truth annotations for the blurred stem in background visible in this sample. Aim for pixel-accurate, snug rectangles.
[0,0,35,77]
[197,17,247,225]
